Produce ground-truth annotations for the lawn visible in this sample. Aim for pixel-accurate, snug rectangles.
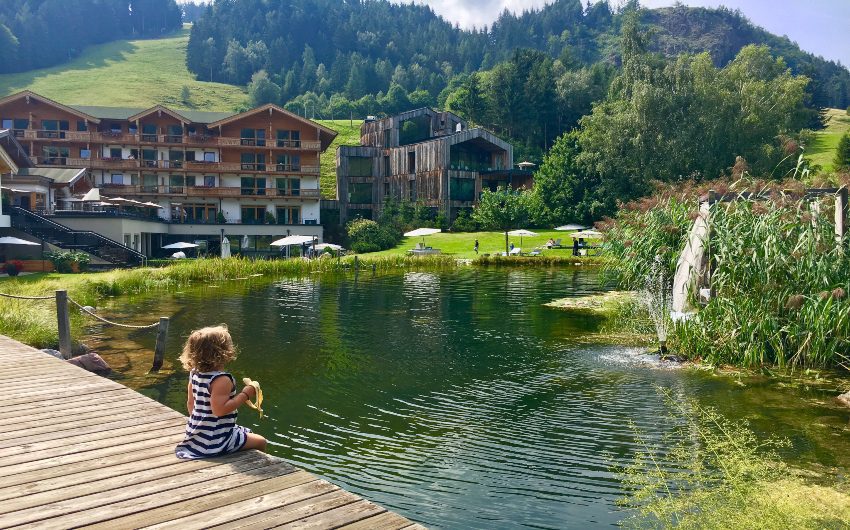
[362,229,595,259]
[806,108,850,172]
[0,27,247,111]
[317,120,362,199]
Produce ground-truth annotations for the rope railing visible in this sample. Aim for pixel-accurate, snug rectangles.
[0,289,169,372]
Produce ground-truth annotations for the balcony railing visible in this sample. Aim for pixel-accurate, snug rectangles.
[22,130,92,142]
[32,156,319,174]
[99,183,320,199]
[85,131,321,150]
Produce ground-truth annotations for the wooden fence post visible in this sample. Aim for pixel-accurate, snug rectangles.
[835,187,848,243]
[55,290,72,358]
[151,317,169,373]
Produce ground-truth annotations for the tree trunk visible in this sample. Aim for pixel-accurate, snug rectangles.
[505,231,509,254]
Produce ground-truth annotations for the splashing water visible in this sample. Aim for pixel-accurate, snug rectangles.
[640,259,673,346]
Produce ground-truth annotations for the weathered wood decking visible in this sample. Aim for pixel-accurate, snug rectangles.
[0,335,424,529]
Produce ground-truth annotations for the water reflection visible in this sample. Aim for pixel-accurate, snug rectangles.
[92,268,850,529]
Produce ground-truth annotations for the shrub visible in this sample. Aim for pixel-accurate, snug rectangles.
[216,211,227,224]
[264,211,276,224]
[347,218,400,253]
[45,251,91,273]
[451,210,478,232]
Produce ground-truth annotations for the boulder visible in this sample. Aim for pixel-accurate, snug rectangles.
[41,348,70,360]
[68,352,112,375]
[838,391,850,408]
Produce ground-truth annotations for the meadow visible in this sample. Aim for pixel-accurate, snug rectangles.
[806,108,850,172]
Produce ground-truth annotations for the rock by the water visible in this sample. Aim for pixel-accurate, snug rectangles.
[81,305,96,314]
[67,352,112,375]
[838,391,850,408]
[41,348,70,360]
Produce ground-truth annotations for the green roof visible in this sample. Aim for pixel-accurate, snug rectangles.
[19,167,87,184]
[69,105,234,124]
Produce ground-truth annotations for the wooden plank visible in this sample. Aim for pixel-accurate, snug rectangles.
[0,439,179,488]
[0,432,184,478]
[45,464,307,530]
[0,454,285,528]
[0,395,163,429]
[337,511,418,530]
[144,479,341,530]
[274,499,386,529]
[0,401,176,438]
[0,391,155,422]
[0,451,254,515]
[0,416,183,454]
[0,387,126,414]
[6,382,120,405]
[205,490,361,530]
[0,424,181,468]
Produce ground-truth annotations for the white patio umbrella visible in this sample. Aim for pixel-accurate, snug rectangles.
[314,243,343,251]
[404,227,441,247]
[571,230,603,240]
[270,235,316,247]
[162,242,200,249]
[141,202,163,208]
[555,224,587,231]
[507,229,538,251]
[221,237,231,259]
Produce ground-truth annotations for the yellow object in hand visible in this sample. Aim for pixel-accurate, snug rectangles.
[242,377,264,419]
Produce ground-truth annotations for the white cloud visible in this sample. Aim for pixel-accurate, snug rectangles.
[401,0,553,29]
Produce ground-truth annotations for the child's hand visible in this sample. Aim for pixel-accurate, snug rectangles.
[241,385,256,399]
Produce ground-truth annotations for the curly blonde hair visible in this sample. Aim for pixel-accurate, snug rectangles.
[179,325,237,372]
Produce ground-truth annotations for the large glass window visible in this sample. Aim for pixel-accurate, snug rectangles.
[348,156,372,177]
[241,153,265,171]
[76,120,87,132]
[276,129,301,147]
[349,182,373,204]
[450,177,475,202]
[41,146,69,164]
[142,174,158,192]
[141,124,157,141]
[240,176,266,195]
[398,115,429,145]
[276,178,300,196]
[240,128,266,146]
[166,125,183,142]
[276,154,301,171]
[240,206,267,224]
[275,207,300,224]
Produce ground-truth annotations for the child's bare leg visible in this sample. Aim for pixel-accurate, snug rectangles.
[242,432,267,452]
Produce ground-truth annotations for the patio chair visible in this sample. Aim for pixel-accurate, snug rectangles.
[528,248,542,256]
[509,247,522,256]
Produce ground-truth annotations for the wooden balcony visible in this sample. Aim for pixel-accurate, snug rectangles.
[87,132,321,150]
[32,157,320,175]
[99,183,321,200]
[22,130,92,142]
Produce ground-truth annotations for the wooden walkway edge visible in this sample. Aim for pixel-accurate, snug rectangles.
[0,335,425,530]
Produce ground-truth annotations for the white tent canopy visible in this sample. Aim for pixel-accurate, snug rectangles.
[81,188,101,202]
[555,224,587,231]
[162,242,199,249]
[507,229,538,237]
[314,243,343,251]
[270,235,315,247]
[404,228,441,237]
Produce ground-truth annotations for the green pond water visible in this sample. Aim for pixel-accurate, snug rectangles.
[90,268,850,529]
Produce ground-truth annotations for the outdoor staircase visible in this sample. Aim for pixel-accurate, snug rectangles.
[9,207,145,269]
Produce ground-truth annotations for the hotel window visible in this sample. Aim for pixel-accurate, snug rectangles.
[276,130,301,147]
[142,149,157,167]
[348,156,371,177]
[409,179,416,201]
[129,124,137,134]
[204,175,216,187]
[275,154,300,171]
[185,150,196,162]
[141,124,157,141]
[203,152,216,162]
[130,174,139,186]
[76,121,88,132]
[275,206,300,225]
[183,203,217,223]
[407,151,416,173]
[240,176,266,196]
[13,119,28,134]
[110,123,122,133]
[384,182,390,198]
[240,206,267,224]
[241,153,265,171]
[240,128,266,146]
[1,119,12,129]
[349,183,373,204]
[169,174,188,193]
[168,150,184,168]
[142,174,158,192]
[42,146,69,164]
[41,120,69,139]
[80,149,91,159]
[111,174,123,185]
[109,148,122,159]
[276,178,300,196]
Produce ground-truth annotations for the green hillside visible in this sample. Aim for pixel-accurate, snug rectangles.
[806,109,850,172]
[0,28,246,111]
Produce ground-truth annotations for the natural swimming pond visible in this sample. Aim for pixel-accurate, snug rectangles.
[91,268,850,529]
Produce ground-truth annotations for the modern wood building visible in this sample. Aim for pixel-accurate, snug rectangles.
[0,91,336,260]
[336,108,527,223]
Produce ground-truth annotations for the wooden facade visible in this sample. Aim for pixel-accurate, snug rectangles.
[337,108,514,222]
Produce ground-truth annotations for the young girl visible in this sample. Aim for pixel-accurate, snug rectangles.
[175,325,267,459]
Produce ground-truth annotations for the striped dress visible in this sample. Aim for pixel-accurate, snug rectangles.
[175,370,251,459]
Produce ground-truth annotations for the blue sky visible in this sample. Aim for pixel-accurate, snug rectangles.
[399,0,850,67]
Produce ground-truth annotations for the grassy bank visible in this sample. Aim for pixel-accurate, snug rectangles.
[319,120,362,198]
[360,229,598,259]
[806,108,850,172]
[0,27,246,111]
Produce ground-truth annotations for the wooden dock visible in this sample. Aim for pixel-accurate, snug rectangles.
[0,335,424,529]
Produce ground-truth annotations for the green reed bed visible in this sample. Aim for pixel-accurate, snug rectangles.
[605,186,850,370]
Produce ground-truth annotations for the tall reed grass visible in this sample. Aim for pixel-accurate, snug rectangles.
[605,181,850,370]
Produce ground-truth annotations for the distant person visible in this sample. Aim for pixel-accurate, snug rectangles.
[546,238,555,249]
[175,325,267,459]
[572,239,579,256]
[509,242,515,252]
[474,239,479,254]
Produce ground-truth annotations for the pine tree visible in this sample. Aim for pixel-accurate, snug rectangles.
[834,132,850,171]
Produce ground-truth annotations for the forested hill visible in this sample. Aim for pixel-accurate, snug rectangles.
[186,0,850,110]
[0,0,182,74]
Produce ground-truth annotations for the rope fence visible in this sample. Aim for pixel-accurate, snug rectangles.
[0,289,169,372]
